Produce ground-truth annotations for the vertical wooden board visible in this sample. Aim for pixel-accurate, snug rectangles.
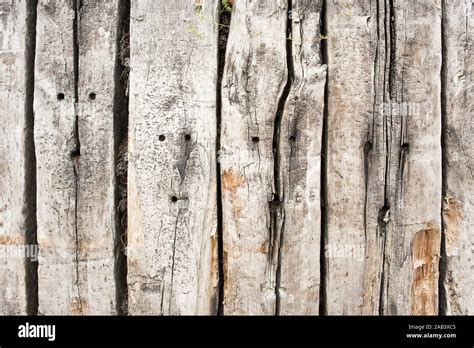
[325,0,379,314]
[0,0,32,314]
[220,0,288,315]
[34,0,77,314]
[360,0,391,315]
[277,0,326,315]
[76,0,121,314]
[128,0,219,315]
[382,0,442,315]
[442,0,474,315]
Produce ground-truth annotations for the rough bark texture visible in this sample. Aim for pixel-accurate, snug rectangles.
[34,0,120,315]
[442,0,474,315]
[127,0,219,315]
[0,0,35,315]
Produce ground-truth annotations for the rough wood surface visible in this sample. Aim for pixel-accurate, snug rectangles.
[277,0,326,315]
[1,0,472,316]
[0,0,33,315]
[220,0,288,315]
[35,0,120,314]
[325,0,378,315]
[75,0,122,315]
[383,0,442,315]
[127,0,219,315]
[326,0,442,315]
[442,0,474,315]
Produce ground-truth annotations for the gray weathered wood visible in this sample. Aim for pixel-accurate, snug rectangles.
[325,0,379,315]
[277,0,326,315]
[35,0,77,315]
[442,0,474,315]
[35,0,120,314]
[326,0,442,315]
[0,0,33,315]
[127,0,219,315]
[220,0,288,315]
[382,0,442,315]
[76,0,122,315]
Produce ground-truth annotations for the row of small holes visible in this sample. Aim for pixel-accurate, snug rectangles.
[57,93,96,100]
[159,134,192,142]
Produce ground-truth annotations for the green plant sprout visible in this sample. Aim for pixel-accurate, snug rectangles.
[222,0,233,13]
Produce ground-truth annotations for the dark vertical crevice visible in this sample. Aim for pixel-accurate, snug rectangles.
[24,0,38,316]
[216,0,232,316]
[71,0,83,312]
[114,0,130,316]
[438,0,448,316]
[318,0,328,316]
[273,0,293,316]
[378,0,395,316]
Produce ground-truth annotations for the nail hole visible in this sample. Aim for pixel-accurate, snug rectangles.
[89,92,96,100]
[252,136,260,144]
[401,143,410,151]
[159,135,166,142]
[57,93,65,100]
[289,135,296,142]
[171,196,178,202]
[364,141,373,155]
[184,134,191,141]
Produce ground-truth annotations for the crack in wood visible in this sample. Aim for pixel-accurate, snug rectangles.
[273,0,294,316]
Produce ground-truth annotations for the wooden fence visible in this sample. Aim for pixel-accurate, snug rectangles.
[0,0,472,315]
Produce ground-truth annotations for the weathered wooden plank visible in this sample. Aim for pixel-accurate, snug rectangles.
[34,0,77,315]
[325,0,379,315]
[442,0,474,315]
[277,0,326,315]
[326,0,442,315]
[35,0,121,314]
[382,0,442,315]
[0,0,35,315]
[128,0,219,315]
[220,0,288,315]
[75,0,122,315]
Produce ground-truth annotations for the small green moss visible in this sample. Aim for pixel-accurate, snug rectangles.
[222,0,232,13]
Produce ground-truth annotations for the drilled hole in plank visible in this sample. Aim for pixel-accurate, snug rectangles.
[89,92,96,100]
[159,135,166,142]
[252,136,260,144]
[57,93,65,100]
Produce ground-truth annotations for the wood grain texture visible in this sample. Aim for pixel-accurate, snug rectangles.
[75,0,122,315]
[35,0,120,314]
[326,0,442,315]
[383,0,442,315]
[325,0,379,315]
[442,0,474,315]
[127,0,219,315]
[0,0,34,315]
[35,0,77,315]
[220,0,288,315]
[277,0,326,315]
